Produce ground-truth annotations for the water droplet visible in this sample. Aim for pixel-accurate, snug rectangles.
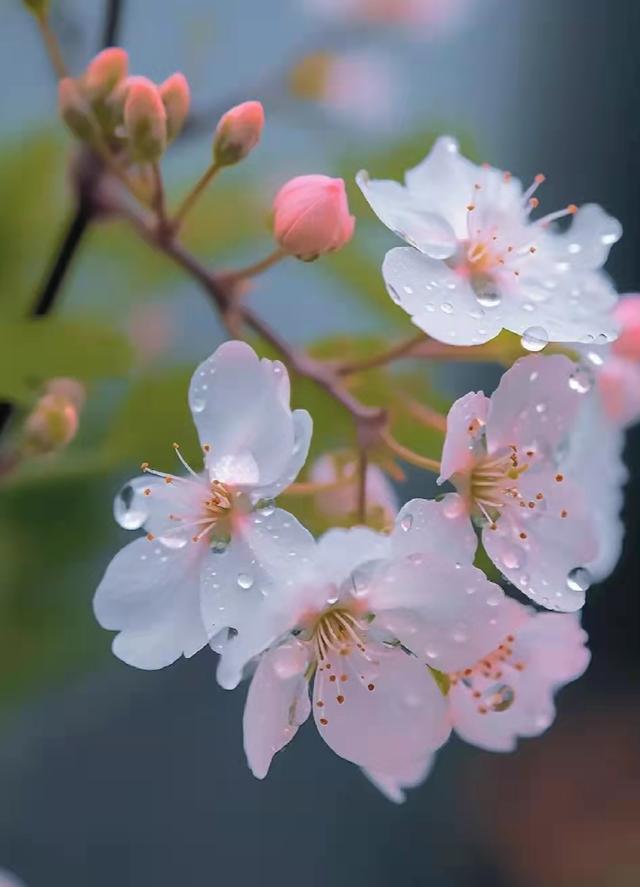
[485,683,515,712]
[501,547,522,570]
[476,288,502,308]
[258,499,275,517]
[408,553,423,566]
[587,350,604,367]
[190,396,205,413]
[351,569,370,597]
[400,513,414,532]
[568,366,594,394]
[486,593,501,607]
[521,326,548,352]
[440,302,454,314]
[211,536,229,554]
[403,285,414,295]
[158,535,188,550]
[237,573,254,590]
[114,483,149,530]
[566,567,591,593]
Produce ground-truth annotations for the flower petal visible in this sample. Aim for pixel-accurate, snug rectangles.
[206,509,319,689]
[368,557,512,673]
[382,247,504,345]
[391,496,477,565]
[316,525,392,588]
[250,409,313,500]
[189,341,310,493]
[362,753,435,803]
[356,170,458,259]
[314,644,450,771]
[243,642,311,779]
[450,604,590,752]
[439,392,490,482]
[486,354,583,454]
[560,395,627,582]
[483,469,598,611]
[549,203,622,271]
[94,537,208,669]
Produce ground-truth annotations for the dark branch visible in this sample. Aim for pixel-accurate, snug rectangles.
[101,0,125,47]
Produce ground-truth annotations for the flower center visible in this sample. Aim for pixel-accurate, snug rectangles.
[310,606,368,661]
[468,445,530,528]
[141,442,234,546]
[449,633,523,715]
[453,172,577,304]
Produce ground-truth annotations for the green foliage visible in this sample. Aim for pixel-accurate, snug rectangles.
[0,132,66,320]
[0,318,133,405]
[104,368,200,469]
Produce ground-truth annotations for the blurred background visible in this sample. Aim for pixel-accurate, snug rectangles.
[1,1,640,885]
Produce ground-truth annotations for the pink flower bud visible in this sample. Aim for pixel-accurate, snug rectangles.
[612,295,640,361]
[159,72,191,141]
[123,76,167,162]
[84,47,129,101]
[272,174,355,260]
[58,77,97,141]
[213,100,264,166]
[24,379,85,455]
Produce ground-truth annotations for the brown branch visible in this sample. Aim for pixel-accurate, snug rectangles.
[337,331,427,376]
[113,202,386,437]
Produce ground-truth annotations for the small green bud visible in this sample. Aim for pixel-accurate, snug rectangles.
[58,77,98,142]
[213,101,264,167]
[123,76,167,162]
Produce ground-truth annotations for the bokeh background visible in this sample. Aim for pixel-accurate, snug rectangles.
[1,1,640,885]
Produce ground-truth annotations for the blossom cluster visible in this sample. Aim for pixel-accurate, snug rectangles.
[94,127,640,800]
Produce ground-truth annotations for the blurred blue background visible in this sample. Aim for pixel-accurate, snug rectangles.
[1,1,640,885]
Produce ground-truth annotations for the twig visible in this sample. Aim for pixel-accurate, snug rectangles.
[102,0,125,46]
[115,201,386,431]
[338,331,427,375]
[379,429,441,474]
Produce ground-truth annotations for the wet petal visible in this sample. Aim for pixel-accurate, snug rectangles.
[382,247,503,346]
[316,525,392,588]
[356,170,457,259]
[483,470,598,611]
[549,203,622,271]
[391,496,477,565]
[243,642,311,778]
[439,391,490,482]
[369,556,511,673]
[189,341,311,492]
[561,395,627,582]
[206,509,319,689]
[486,354,583,454]
[451,604,589,752]
[94,538,208,669]
[362,753,435,803]
[314,644,450,771]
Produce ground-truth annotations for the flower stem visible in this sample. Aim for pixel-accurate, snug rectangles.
[220,248,288,284]
[151,162,170,232]
[172,161,222,227]
[380,429,441,474]
[338,331,427,375]
[36,13,68,79]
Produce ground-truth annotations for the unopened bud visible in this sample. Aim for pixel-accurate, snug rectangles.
[84,47,129,102]
[123,76,167,162]
[213,100,264,167]
[272,174,355,261]
[22,0,49,16]
[58,77,97,142]
[24,379,85,455]
[159,72,191,141]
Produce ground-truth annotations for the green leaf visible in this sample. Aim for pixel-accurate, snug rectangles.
[0,317,133,405]
[104,368,200,469]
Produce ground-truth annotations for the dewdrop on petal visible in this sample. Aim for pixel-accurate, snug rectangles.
[123,76,167,162]
[84,47,129,102]
[273,175,355,261]
[159,72,191,141]
[213,101,264,167]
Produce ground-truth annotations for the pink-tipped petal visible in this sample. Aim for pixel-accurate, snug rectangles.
[243,642,311,778]
[439,391,490,482]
